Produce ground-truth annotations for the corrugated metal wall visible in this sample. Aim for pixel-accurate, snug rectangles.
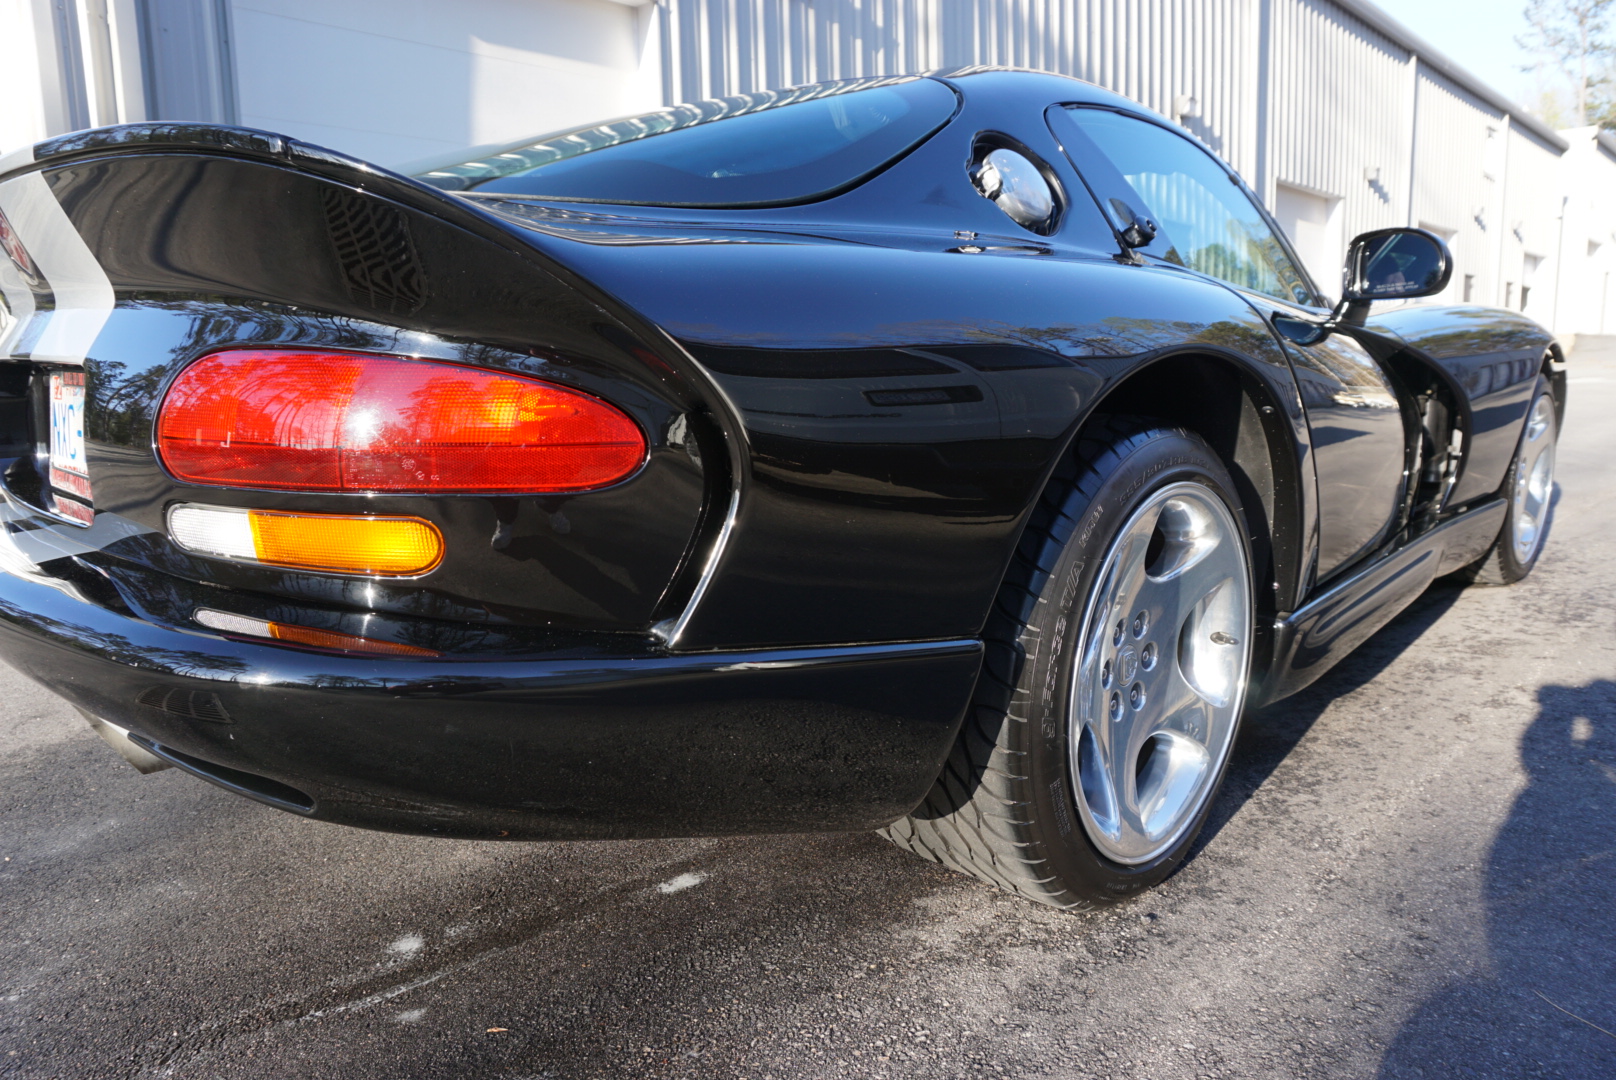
[10,0,1604,327]
[658,0,1574,311]
[1265,0,1411,239]
[1412,68,1506,303]
[661,0,1261,176]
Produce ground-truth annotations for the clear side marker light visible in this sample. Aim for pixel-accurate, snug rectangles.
[169,504,256,561]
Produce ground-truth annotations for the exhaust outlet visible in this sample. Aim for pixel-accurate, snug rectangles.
[80,711,173,774]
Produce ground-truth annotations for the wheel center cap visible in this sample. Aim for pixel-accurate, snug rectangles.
[1118,644,1140,684]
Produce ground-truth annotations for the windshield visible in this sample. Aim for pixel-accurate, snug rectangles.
[416,77,959,208]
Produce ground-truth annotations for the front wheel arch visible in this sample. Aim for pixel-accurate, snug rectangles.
[1543,344,1568,432]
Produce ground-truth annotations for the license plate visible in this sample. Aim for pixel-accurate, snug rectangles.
[49,370,93,506]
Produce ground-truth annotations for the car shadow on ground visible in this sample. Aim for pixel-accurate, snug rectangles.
[1374,678,1616,1079]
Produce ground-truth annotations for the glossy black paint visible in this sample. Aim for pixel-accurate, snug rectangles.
[1256,497,1507,705]
[0,553,980,837]
[516,71,1316,649]
[31,155,716,632]
[1367,305,1552,506]
[0,71,1561,839]
[1243,294,1409,586]
[552,239,1321,648]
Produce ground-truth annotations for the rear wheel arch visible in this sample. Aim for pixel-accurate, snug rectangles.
[883,415,1258,908]
[1074,351,1306,660]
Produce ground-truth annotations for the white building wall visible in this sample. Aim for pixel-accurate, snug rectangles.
[3,0,147,157]
[1410,69,1508,307]
[230,0,662,169]
[1500,124,1567,324]
[0,0,52,156]
[1264,0,1411,249]
[1556,130,1616,337]
[3,0,1613,334]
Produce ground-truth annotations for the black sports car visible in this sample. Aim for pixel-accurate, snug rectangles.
[0,69,1561,909]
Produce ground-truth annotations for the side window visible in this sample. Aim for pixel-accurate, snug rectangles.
[1061,107,1314,305]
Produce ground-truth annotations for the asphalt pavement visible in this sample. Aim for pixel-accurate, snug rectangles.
[3,351,1614,1080]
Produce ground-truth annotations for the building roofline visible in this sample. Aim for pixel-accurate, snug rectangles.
[1332,0,1569,153]
[1599,128,1616,162]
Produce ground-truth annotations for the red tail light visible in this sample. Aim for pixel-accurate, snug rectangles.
[156,350,646,493]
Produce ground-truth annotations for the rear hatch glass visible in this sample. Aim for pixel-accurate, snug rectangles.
[415,76,959,208]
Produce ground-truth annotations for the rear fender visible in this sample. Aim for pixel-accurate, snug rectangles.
[541,229,1311,652]
[0,127,739,638]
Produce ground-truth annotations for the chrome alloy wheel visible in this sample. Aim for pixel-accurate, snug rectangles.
[1510,394,1557,565]
[1069,482,1253,866]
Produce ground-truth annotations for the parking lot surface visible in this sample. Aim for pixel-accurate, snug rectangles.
[2,352,1614,1080]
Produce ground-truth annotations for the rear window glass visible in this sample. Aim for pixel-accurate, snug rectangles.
[416,77,958,208]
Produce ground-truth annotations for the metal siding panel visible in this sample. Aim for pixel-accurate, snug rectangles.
[1265,0,1411,270]
[1412,66,1505,303]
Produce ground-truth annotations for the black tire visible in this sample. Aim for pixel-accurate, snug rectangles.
[880,416,1255,910]
[1458,376,1559,586]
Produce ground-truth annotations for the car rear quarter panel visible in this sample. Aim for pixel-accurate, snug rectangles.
[3,148,722,635]
[541,233,1311,651]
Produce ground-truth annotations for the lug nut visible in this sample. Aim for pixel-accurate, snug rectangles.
[1112,619,1125,647]
[1133,611,1149,638]
[1101,658,1113,687]
[1109,691,1123,721]
[1141,642,1157,670]
[1129,682,1146,710]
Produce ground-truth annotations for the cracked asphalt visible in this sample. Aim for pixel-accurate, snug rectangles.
[2,349,1614,1080]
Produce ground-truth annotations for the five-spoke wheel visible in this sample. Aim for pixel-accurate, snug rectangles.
[1464,376,1559,585]
[882,418,1257,909]
[1071,482,1253,865]
[1510,392,1556,566]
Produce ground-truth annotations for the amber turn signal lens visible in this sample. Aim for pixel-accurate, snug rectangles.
[249,511,442,576]
[169,505,443,577]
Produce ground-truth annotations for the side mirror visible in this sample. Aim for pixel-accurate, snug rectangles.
[1342,227,1453,303]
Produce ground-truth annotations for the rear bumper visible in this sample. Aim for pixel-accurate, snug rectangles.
[0,551,979,840]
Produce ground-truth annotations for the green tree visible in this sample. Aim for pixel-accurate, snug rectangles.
[1591,77,1616,130]
[1519,0,1616,126]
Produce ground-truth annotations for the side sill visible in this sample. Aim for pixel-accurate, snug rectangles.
[1254,499,1506,707]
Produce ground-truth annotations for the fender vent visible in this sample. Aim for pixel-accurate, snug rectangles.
[137,687,232,724]
[322,190,426,315]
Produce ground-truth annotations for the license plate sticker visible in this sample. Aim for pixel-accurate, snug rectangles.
[49,371,93,505]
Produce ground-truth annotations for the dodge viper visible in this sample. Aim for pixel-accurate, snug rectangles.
[0,69,1561,909]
